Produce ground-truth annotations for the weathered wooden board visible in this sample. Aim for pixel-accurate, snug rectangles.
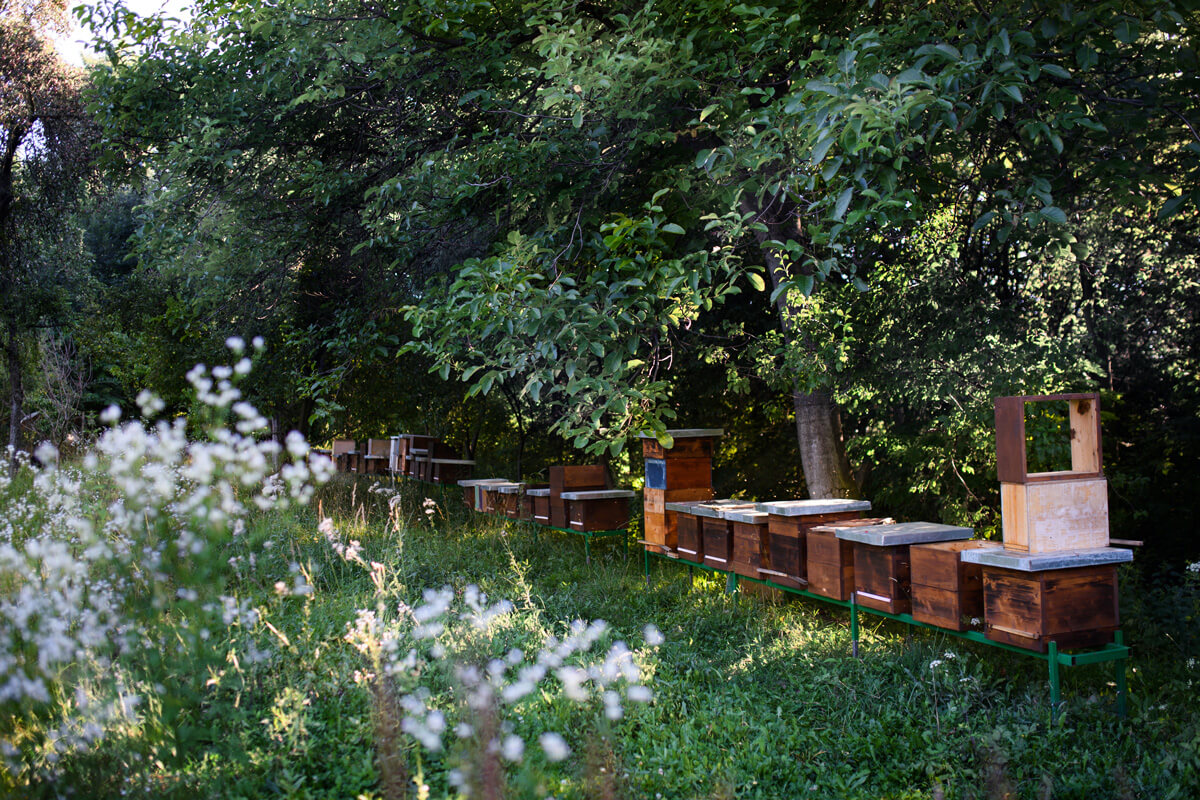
[982,564,1119,652]
[1000,477,1109,552]
[806,528,856,601]
[910,540,997,631]
[731,519,767,579]
[702,517,734,569]
[641,436,714,461]
[676,511,704,563]
[852,544,911,614]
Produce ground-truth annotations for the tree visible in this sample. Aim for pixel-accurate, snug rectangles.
[86,0,1199,497]
[1,7,92,461]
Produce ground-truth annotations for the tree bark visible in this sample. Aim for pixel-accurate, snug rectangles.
[741,194,859,499]
[6,323,24,468]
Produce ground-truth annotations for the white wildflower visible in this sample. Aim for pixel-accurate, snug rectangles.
[539,732,571,762]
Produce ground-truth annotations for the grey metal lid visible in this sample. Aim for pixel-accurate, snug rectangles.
[525,488,551,497]
[693,502,757,519]
[431,458,476,465]
[832,521,973,546]
[756,498,872,516]
[636,428,724,439]
[725,509,768,525]
[495,483,526,494]
[457,478,511,487]
[560,489,636,500]
[960,546,1132,572]
[663,498,741,514]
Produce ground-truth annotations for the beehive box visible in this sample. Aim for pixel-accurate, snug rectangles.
[563,489,635,532]
[527,488,551,524]
[910,540,1001,630]
[458,478,508,510]
[665,499,743,564]
[995,393,1109,553]
[432,458,475,484]
[496,482,526,519]
[332,439,356,473]
[806,518,894,601]
[962,547,1131,652]
[755,499,872,589]
[727,509,769,580]
[697,503,755,571]
[482,481,520,514]
[640,429,722,553]
[833,523,974,614]
[549,465,608,529]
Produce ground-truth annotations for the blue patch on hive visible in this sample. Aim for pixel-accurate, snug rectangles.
[644,458,666,490]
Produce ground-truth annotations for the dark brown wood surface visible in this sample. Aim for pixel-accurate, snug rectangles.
[702,517,734,567]
[676,513,704,563]
[568,497,631,532]
[641,437,715,461]
[731,521,767,579]
[853,544,912,614]
[982,564,1119,652]
[806,529,856,600]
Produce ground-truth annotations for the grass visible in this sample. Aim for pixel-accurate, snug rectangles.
[33,475,1200,799]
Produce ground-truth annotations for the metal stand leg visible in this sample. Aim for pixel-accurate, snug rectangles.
[643,547,650,588]
[688,566,694,589]
[1114,631,1127,717]
[850,594,860,658]
[1048,641,1061,722]
[725,572,738,595]
[585,535,591,565]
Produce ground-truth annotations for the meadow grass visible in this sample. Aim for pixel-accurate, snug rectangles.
[31,475,1200,799]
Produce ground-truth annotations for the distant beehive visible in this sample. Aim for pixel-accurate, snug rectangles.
[639,429,722,553]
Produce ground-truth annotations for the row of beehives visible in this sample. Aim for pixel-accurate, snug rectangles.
[661,497,1125,653]
[458,465,636,534]
[330,434,476,484]
[638,392,1133,654]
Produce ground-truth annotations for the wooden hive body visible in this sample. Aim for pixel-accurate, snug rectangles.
[910,540,999,631]
[549,465,608,529]
[760,508,867,589]
[994,393,1109,553]
[640,430,721,552]
[981,564,1119,652]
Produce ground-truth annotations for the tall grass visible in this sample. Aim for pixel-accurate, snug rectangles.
[4,400,1200,797]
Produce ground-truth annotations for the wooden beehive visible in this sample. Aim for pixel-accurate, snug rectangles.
[910,540,1001,631]
[834,523,974,615]
[756,500,872,589]
[527,488,551,524]
[432,458,475,484]
[728,509,769,580]
[981,565,1120,652]
[563,489,635,532]
[995,393,1109,553]
[666,499,742,564]
[496,482,525,519]
[640,429,721,552]
[806,518,894,601]
[698,503,754,570]
[332,439,356,473]
[549,465,608,529]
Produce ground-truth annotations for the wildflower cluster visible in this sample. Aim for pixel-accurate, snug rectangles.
[332,512,662,789]
[0,338,332,775]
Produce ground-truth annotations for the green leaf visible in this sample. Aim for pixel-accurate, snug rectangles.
[833,186,853,221]
[661,222,685,235]
[811,135,836,164]
[747,272,766,291]
[1039,206,1068,225]
[1000,84,1023,103]
[699,103,720,122]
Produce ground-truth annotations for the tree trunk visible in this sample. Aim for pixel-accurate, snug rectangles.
[7,323,23,471]
[741,194,859,499]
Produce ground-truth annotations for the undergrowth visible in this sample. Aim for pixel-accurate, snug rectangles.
[11,475,1200,799]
